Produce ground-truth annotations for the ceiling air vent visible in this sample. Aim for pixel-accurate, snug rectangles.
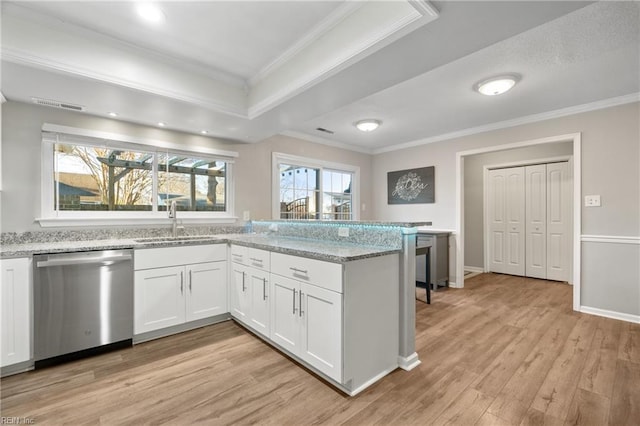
[32,97,85,112]
[316,127,334,135]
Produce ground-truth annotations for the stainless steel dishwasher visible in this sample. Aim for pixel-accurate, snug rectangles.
[33,249,133,368]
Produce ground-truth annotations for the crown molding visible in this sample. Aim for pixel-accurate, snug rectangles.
[3,2,247,90]
[248,2,364,88]
[280,131,374,155]
[408,0,439,17]
[248,5,433,119]
[2,47,249,119]
[372,93,640,154]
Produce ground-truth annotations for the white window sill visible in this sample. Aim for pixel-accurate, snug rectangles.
[36,216,239,228]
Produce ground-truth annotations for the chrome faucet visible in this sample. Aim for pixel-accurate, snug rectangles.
[168,200,178,237]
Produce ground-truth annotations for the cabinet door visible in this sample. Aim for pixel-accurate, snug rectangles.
[248,268,270,337]
[270,274,301,355]
[546,161,571,282]
[526,164,547,279]
[1,258,31,367]
[229,263,250,323]
[300,282,342,382]
[134,266,185,334]
[186,261,227,322]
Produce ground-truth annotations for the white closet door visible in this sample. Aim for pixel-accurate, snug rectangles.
[525,164,547,279]
[546,162,570,281]
[488,167,525,276]
[504,167,526,276]
[488,169,507,273]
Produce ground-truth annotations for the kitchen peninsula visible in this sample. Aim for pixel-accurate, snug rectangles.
[1,220,429,395]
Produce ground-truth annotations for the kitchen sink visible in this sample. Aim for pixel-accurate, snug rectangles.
[134,235,218,243]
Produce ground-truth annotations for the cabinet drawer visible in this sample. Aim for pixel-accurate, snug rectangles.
[230,245,248,265]
[247,248,270,270]
[271,253,342,293]
[135,244,226,270]
[230,245,270,270]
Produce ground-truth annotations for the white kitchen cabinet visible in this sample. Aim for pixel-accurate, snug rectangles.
[185,261,227,322]
[270,254,343,382]
[229,263,250,322]
[247,267,270,337]
[269,252,400,395]
[270,274,301,354]
[229,245,271,337]
[134,245,227,335]
[1,258,31,368]
[300,282,342,380]
[135,266,185,333]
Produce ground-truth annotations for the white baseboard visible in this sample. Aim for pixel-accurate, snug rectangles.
[448,281,461,288]
[347,364,399,396]
[397,352,421,371]
[580,306,640,324]
[464,266,484,273]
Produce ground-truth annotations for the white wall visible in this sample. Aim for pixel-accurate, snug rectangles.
[373,102,640,319]
[232,134,373,222]
[464,142,573,268]
[0,101,373,232]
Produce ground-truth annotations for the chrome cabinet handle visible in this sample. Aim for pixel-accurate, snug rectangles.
[292,289,297,314]
[289,267,308,274]
[189,270,192,292]
[250,257,263,263]
[299,291,304,317]
[180,271,184,294]
[242,271,246,292]
[263,278,267,301]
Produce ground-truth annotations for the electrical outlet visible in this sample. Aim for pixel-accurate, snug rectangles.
[585,195,601,207]
[338,227,349,237]
[243,210,251,220]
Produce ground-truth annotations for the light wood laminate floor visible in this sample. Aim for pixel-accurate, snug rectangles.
[2,273,639,425]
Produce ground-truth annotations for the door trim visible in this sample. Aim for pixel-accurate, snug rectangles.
[456,133,582,312]
[482,156,572,279]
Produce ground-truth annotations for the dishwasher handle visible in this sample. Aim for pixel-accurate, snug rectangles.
[36,253,132,268]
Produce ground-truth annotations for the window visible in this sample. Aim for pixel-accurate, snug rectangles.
[41,125,236,225]
[273,153,359,220]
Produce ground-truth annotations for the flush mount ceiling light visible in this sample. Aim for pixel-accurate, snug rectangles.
[200,130,208,135]
[475,74,520,96]
[136,2,165,24]
[355,119,381,132]
[157,122,166,127]
[108,112,118,117]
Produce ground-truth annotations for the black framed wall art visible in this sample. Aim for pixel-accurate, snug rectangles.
[387,166,434,204]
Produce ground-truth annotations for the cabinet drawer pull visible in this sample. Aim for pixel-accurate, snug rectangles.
[263,278,267,301]
[242,271,246,292]
[250,257,263,263]
[299,291,304,317]
[292,289,297,314]
[180,271,184,294]
[289,267,308,275]
[189,270,192,292]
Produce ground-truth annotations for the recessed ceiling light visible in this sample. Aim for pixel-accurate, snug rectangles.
[136,2,165,24]
[355,119,381,132]
[200,130,208,135]
[108,112,118,117]
[475,74,520,96]
[157,122,166,127]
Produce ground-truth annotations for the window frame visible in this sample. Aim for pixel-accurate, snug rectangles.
[271,152,360,221]
[39,124,238,227]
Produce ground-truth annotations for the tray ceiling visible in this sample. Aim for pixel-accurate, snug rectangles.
[1,1,638,152]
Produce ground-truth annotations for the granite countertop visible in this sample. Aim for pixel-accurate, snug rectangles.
[0,234,399,263]
[226,234,400,263]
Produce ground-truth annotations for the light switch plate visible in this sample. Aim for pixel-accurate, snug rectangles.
[243,210,251,220]
[338,227,349,237]
[585,195,601,207]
